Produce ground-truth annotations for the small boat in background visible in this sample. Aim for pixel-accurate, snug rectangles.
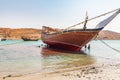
[22,34,40,41]
[0,37,6,41]
[41,8,120,51]
[22,37,39,41]
[1,38,6,41]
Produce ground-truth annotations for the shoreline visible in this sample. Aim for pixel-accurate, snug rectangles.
[0,40,120,80]
[1,61,120,80]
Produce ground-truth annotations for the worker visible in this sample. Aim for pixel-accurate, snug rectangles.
[88,44,90,50]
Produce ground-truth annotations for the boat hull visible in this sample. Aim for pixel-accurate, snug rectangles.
[21,36,39,41]
[42,30,99,51]
[1,38,6,41]
[22,38,39,41]
[43,40,81,51]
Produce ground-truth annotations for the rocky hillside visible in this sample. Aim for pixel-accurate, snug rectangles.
[97,30,120,40]
[0,28,41,40]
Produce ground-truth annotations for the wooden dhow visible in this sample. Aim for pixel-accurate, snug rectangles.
[41,9,120,51]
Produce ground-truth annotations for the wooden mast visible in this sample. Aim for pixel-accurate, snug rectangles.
[83,11,88,30]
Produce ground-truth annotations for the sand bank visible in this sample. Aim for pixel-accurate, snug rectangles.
[1,62,120,80]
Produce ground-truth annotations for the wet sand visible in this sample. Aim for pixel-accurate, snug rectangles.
[1,62,120,80]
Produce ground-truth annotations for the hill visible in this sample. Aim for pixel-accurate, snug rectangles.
[96,30,120,40]
[0,28,41,40]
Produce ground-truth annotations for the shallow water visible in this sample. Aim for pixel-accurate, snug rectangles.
[0,40,120,77]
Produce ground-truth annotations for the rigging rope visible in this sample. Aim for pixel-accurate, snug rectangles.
[99,40,120,53]
[65,8,120,30]
[95,34,120,53]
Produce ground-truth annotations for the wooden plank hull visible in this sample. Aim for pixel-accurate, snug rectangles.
[42,30,99,51]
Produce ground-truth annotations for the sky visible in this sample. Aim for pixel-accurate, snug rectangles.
[0,0,120,32]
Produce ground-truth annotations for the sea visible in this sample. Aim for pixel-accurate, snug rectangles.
[0,40,120,77]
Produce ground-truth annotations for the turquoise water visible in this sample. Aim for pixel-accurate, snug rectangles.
[87,40,120,62]
[0,40,43,77]
[0,40,120,77]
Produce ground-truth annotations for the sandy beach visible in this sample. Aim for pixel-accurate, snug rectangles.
[1,61,120,80]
